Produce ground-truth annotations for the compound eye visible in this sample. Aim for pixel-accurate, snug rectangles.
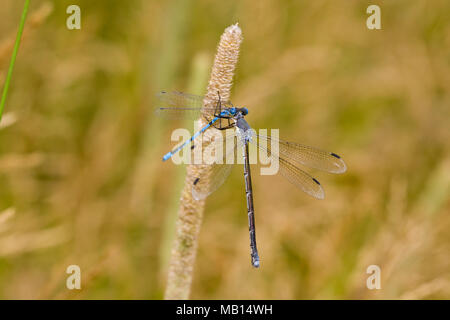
[242,107,248,115]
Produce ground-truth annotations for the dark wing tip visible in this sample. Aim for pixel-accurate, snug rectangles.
[312,178,321,185]
[330,152,348,174]
[156,91,167,100]
[193,178,200,185]
[330,152,341,159]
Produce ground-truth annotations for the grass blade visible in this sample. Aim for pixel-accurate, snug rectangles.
[0,0,30,122]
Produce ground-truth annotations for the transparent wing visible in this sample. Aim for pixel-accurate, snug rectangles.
[191,162,234,201]
[278,157,325,199]
[251,137,325,199]
[256,134,347,174]
[155,91,218,119]
[191,131,239,200]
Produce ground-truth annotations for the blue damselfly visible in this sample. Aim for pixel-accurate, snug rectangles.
[156,91,347,268]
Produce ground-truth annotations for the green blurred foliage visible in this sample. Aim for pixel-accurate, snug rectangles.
[0,0,449,299]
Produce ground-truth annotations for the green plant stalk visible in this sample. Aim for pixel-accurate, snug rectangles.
[0,0,30,122]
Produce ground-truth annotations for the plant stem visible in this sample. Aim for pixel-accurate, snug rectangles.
[0,0,30,122]
[165,24,243,300]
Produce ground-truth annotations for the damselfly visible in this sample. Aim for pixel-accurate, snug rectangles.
[156,91,347,268]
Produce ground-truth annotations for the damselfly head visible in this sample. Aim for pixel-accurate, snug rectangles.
[241,107,248,115]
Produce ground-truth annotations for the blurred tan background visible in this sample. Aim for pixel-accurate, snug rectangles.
[0,0,449,299]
